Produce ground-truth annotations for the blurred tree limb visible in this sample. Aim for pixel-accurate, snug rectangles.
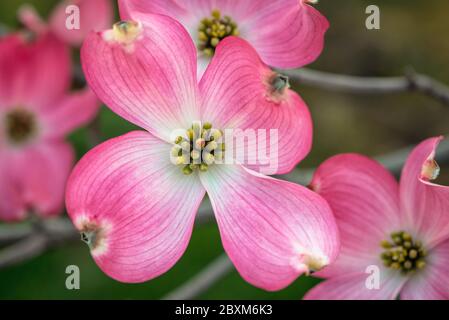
[162,254,233,300]
[283,68,449,106]
[0,199,214,251]
[2,21,449,106]
[0,219,78,269]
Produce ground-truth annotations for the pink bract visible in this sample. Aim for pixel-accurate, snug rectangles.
[66,12,340,290]
[305,136,449,300]
[0,32,99,221]
[19,0,113,46]
[119,0,329,75]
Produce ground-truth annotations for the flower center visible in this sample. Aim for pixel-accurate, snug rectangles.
[5,108,37,144]
[198,10,239,57]
[380,231,427,274]
[171,122,225,175]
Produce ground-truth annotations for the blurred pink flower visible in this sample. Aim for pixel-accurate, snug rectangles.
[19,0,113,46]
[0,32,99,221]
[65,12,340,290]
[306,137,449,300]
[119,0,329,75]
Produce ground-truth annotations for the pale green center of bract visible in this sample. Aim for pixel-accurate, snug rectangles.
[5,108,37,144]
[171,122,225,175]
[198,10,239,57]
[380,231,427,274]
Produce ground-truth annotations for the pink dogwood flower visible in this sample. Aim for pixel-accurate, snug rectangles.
[19,0,113,46]
[305,137,449,299]
[0,32,99,221]
[65,12,340,290]
[119,0,329,75]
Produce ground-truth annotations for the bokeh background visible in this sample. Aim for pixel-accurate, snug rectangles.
[0,0,448,299]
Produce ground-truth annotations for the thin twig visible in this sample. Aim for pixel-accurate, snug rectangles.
[86,115,103,147]
[0,224,32,245]
[162,254,233,300]
[0,233,48,269]
[0,219,77,244]
[0,22,9,36]
[0,205,216,253]
[376,136,449,173]
[283,68,449,106]
[0,219,78,268]
[195,197,215,225]
[282,136,449,185]
[73,63,87,87]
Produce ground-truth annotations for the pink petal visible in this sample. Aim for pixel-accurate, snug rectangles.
[42,87,100,138]
[66,131,205,283]
[25,33,72,111]
[0,32,71,111]
[0,34,25,108]
[0,156,27,222]
[118,0,255,78]
[49,0,113,46]
[13,141,74,218]
[166,0,278,23]
[18,4,47,35]
[118,0,200,59]
[120,1,328,70]
[304,271,407,300]
[199,164,339,291]
[119,0,189,21]
[243,0,329,68]
[310,154,401,278]
[171,0,260,22]
[400,136,449,247]
[200,37,313,174]
[400,238,449,300]
[82,12,200,142]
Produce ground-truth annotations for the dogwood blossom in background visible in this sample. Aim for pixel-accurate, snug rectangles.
[0,32,99,221]
[65,12,340,290]
[19,0,113,46]
[119,0,328,75]
[305,137,449,300]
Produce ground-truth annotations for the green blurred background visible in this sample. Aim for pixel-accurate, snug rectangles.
[0,0,448,299]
